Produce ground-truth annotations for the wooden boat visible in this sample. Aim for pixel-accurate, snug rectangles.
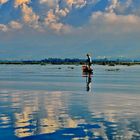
[82,65,93,73]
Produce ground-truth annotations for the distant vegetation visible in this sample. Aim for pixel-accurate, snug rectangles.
[0,58,140,66]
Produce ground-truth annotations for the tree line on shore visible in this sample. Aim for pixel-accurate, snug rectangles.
[0,58,140,66]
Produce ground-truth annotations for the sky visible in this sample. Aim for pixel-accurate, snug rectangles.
[0,0,140,60]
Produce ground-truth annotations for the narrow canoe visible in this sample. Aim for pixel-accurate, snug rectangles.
[82,65,93,73]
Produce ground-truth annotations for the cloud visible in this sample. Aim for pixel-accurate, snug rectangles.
[0,0,101,33]
[91,11,140,25]
[44,9,71,33]
[0,21,22,32]
[38,0,87,33]
[39,0,58,8]
[106,0,135,15]
[21,4,40,30]
[45,9,57,24]
[14,0,30,8]
[90,11,140,33]
[106,0,119,13]
[9,21,22,29]
[1,0,140,34]
[39,0,87,9]
[14,0,41,30]
[66,0,87,8]
[0,24,8,32]
[55,5,69,17]
[0,0,8,4]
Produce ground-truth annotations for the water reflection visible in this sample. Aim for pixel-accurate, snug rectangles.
[0,90,140,140]
[83,72,92,92]
[86,74,92,92]
[0,64,140,139]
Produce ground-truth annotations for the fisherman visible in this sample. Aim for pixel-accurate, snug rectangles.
[86,53,92,70]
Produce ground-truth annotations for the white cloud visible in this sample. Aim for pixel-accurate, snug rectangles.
[66,0,87,8]
[55,5,69,17]
[38,0,71,32]
[0,24,8,32]
[44,9,71,33]
[75,0,87,8]
[90,11,140,33]
[14,0,41,30]
[106,0,134,14]
[14,0,30,8]
[45,9,58,24]
[21,4,40,29]
[0,0,8,4]
[106,0,119,13]
[39,0,59,8]
[39,0,88,9]
[0,21,22,32]
[91,11,140,25]
[9,21,22,29]
[1,0,140,35]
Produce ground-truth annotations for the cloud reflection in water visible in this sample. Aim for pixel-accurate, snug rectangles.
[0,89,140,140]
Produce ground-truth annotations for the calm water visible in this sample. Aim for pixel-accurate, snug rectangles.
[0,65,140,140]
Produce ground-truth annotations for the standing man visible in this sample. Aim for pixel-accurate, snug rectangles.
[86,53,92,70]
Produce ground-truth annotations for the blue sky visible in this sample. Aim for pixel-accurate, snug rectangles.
[0,0,140,60]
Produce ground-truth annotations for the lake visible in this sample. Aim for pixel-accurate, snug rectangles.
[0,65,140,140]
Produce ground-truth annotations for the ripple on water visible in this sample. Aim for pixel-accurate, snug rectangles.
[0,65,140,139]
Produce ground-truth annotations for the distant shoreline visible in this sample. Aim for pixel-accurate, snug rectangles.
[0,58,140,66]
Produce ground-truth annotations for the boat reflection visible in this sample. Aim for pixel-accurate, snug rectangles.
[82,72,93,92]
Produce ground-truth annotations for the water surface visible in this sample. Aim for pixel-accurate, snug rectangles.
[0,65,140,140]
